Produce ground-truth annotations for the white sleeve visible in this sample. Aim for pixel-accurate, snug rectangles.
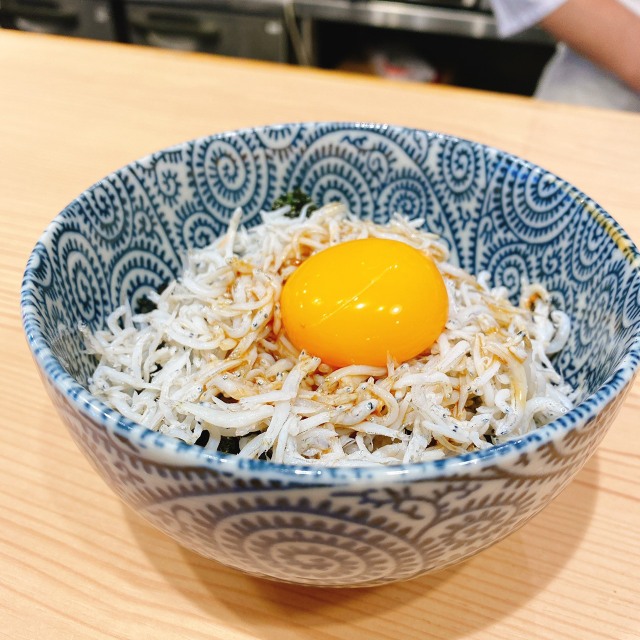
[489,0,568,38]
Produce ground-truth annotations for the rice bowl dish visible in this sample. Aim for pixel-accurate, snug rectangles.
[22,122,640,586]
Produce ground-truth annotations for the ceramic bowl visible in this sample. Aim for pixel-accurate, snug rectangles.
[22,122,640,587]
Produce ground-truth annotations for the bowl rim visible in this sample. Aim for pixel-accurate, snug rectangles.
[21,121,640,484]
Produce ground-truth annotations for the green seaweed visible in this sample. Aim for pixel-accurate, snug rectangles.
[272,188,317,218]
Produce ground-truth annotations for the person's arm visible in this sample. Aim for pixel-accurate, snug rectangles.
[539,0,640,92]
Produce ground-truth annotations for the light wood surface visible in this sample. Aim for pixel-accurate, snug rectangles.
[1,29,639,640]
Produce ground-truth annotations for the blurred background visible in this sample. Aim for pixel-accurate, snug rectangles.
[0,0,556,97]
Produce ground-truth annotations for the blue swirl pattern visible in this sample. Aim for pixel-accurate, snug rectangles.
[21,122,640,586]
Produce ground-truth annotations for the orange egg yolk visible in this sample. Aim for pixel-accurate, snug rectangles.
[280,237,449,367]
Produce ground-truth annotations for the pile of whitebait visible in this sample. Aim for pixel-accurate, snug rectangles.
[83,202,576,466]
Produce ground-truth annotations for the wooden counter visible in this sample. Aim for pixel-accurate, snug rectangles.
[1,29,639,640]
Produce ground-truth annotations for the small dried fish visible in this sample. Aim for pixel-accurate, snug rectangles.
[83,203,576,465]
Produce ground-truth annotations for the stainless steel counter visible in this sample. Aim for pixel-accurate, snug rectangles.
[294,0,551,44]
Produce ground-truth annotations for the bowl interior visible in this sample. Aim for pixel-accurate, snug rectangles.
[22,122,640,419]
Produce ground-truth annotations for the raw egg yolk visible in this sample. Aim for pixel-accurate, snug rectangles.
[280,238,448,367]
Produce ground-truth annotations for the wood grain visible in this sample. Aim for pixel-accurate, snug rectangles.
[1,29,639,640]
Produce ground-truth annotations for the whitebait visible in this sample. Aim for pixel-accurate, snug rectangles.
[83,203,576,466]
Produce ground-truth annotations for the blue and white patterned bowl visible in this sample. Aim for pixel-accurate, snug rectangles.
[22,122,640,587]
